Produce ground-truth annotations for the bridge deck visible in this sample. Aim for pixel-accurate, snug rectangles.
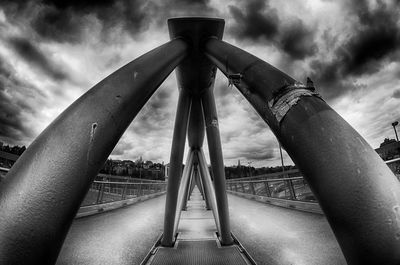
[56,192,346,265]
[146,188,250,265]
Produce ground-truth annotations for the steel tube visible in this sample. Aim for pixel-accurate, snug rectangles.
[161,89,192,246]
[201,86,233,245]
[173,150,194,233]
[182,169,193,210]
[195,166,210,209]
[189,167,197,199]
[205,38,400,265]
[197,149,221,234]
[0,38,187,265]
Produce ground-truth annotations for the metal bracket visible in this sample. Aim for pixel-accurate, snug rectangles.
[228,73,243,87]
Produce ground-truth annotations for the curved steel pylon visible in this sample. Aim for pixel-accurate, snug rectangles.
[0,17,399,265]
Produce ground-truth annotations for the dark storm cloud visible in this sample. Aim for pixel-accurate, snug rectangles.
[0,58,37,142]
[1,0,217,44]
[0,0,151,43]
[310,0,400,100]
[343,0,400,75]
[8,37,69,81]
[31,6,87,43]
[229,0,318,60]
[393,89,400,99]
[279,19,318,60]
[229,0,279,40]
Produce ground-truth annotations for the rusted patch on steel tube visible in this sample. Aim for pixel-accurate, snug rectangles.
[268,82,322,124]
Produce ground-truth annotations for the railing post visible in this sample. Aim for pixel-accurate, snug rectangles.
[121,181,128,200]
[264,181,271,197]
[138,182,142,197]
[287,179,296,200]
[96,182,104,204]
[250,182,256,195]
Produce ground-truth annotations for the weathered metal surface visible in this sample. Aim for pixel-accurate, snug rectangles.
[197,149,221,235]
[162,89,192,247]
[0,38,188,265]
[174,151,194,234]
[205,38,400,265]
[201,87,233,245]
[188,97,205,149]
[168,17,224,97]
[163,17,233,246]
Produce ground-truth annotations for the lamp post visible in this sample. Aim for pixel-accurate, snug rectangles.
[392,121,399,142]
[279,142,285,174]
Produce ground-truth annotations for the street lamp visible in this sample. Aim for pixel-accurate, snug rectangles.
[392,121,399,142]
[279,142,285,174]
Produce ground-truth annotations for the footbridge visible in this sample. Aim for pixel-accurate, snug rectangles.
[1,17,400,265]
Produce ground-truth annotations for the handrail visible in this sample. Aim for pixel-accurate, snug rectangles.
[93,180,166,185]
[227,176,304,183]
[229,169,300,181]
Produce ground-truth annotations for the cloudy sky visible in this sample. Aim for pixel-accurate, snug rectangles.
[0,0,399,167]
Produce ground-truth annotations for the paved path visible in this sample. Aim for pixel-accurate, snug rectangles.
[56,195,165,265]
[56,192,347,265]
[148,188,248,265]
[228,194,347,265]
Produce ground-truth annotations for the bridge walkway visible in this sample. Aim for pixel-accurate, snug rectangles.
[56,191,346,265]
[145,187,251,264]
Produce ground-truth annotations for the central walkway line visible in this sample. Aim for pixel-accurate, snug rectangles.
[146,187,252,265]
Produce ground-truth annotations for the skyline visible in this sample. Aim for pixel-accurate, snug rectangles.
[0,0,399,167]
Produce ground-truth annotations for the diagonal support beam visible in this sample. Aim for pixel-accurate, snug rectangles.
[0,39,188,265]
[204,37,400,265]
[194,165,210,209]
[173,150,195,234]
[161,90,192,246]
[182,164,195,210]
[197,149,221,237]
[201,88,233,245]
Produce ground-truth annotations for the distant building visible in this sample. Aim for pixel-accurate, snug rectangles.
[375,138,400,161]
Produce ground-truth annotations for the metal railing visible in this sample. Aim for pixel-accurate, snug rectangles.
[82,177,167,206]
[227,158,400,203]
[226,170,316,202]
[1,167,166,206]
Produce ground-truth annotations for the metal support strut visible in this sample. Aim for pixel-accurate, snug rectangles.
[201,87,233,244]
[204,37,400,265]
[161,89,191,246]
[0,39,188,265]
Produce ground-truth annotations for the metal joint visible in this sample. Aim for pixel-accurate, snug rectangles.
[228,73,243,87]
[268,81,322,124]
